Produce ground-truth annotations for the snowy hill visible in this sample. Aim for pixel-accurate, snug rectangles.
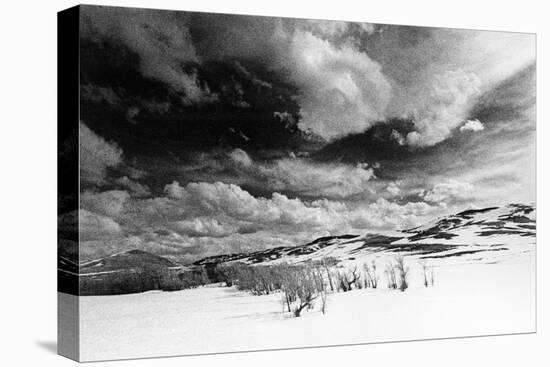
[80,249,183,275]
[400,203,535,244]
[59,250,187,295]
[195,203,535,267]
[59,204,535,295]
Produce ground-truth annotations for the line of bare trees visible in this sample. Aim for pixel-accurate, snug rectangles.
[211,255,436,317]
[383,255,435,291]
[79,266,210,296]
[324,256,415,293]
[214,262,327,317]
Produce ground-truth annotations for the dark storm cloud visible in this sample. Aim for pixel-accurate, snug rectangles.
[80,6,213,103]
[79,6,394,154]
[79,7,535,160]
[470,63,535,131]
[79,19,308,161]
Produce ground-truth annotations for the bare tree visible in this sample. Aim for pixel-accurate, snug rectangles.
[281,271,297,313]
[363,261,379,289]
[356,273,364,289]
[336,266,360,292]
[385,262,398,289]
[217,262,330,317]
[363,266,370,288]
[370,261,379,288]
[320,257,337,292]
[275,264,328,317]
[314,269,328,314]
[394,255,409,291]
[420,260,430,288]
[347,266,360,290]
[319,290,327,314]
[293,291,317,317]
[292,267,322,317]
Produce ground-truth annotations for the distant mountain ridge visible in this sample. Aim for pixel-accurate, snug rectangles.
[399,203,535,244]
[58,203,536,295]
[194,203,535,267]
[80,249,182,275]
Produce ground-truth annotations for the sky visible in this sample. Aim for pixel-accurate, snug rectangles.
[61,5,536,263]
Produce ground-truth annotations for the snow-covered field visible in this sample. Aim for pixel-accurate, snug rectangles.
[70,252,535,362]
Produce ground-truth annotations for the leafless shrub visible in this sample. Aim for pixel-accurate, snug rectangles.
[176,267,209,289]
[363,272,369,288]
[384,262,398,289]
[223,263,327,317]
[79,266,210,296]
[320,257,338,292]
[319,289,328,314]
[215,263,243,287]
[293,291,317,317]
[356,274,364,289]
[418,260,435,288]
[419,260,429,288]
[394,255,409,291]
[314,269,328,314]
[370,261,379,288]
[280,266,298,312]
[289,266,325,317]
[363,261,379,289]
[336,266,360,292]
[347,266,360,290]
[216,263,283,295]
[335,271,346,292]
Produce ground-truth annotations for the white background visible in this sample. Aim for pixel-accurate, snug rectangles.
[0,0,548,365]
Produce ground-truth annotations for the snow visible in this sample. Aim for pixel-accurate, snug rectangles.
[400,205,535,242]
[193,205,535,268]
[72,252,535,362]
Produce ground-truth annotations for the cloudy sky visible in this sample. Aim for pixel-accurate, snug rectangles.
[61,5,536,263]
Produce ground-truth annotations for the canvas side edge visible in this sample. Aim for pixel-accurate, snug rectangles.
[57,5,81,362]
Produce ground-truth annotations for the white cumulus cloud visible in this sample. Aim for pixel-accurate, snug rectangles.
[273,30,392,140]
[405,70,482,147]
[422,180,474,203]
[460,119,485,132]
[80,190,130,218]
[172,218,237,238]
[76,179,448,261]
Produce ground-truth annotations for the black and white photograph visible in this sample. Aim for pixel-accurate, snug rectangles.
[56,3,536,363]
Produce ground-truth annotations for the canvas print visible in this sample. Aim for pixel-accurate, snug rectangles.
[57,5,536,362]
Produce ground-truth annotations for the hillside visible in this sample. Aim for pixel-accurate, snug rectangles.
[400,203,535,243]
[195,204,535,267]
[80,249,183,275]
[60,250,198,296]
[59,203,535,295]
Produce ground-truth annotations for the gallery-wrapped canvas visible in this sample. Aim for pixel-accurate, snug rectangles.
[58,4,536,362]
